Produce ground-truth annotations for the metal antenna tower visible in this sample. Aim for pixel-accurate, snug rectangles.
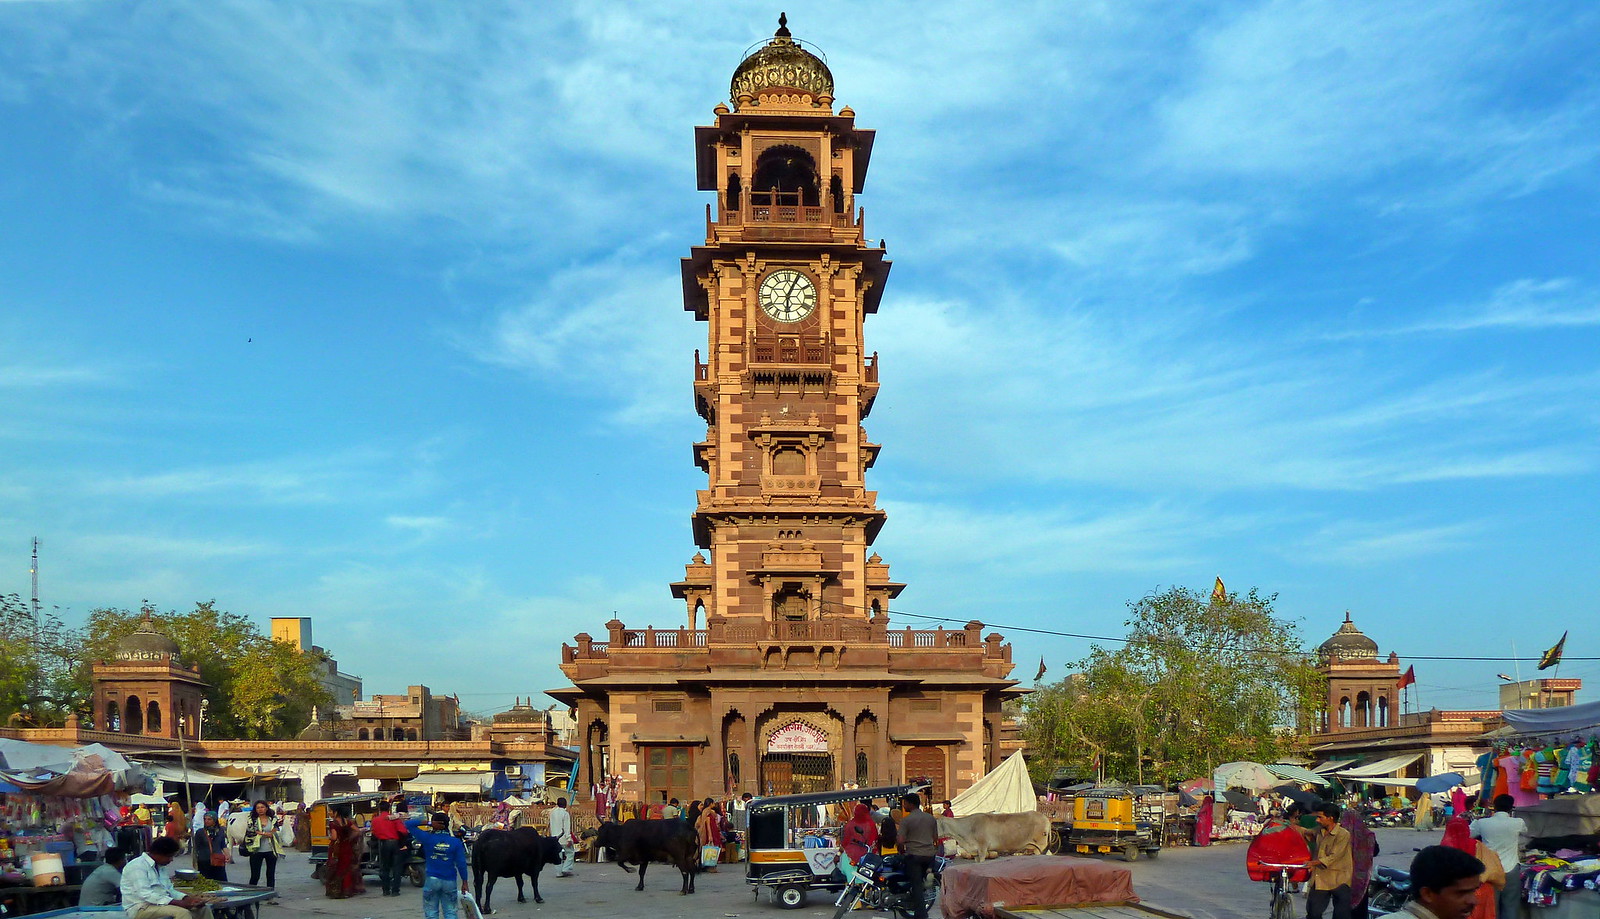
[30,537,40,625]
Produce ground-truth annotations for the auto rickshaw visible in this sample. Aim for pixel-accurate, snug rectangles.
[745,783,923,910]
[307,792,424,886]
[1065,786,1162,862]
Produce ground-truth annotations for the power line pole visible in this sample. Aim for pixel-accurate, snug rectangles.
[28,538,41,706]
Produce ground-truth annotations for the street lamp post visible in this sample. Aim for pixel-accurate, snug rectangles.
[178,712,192,813]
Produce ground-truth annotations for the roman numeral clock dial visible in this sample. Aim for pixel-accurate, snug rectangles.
[758,269,817,322]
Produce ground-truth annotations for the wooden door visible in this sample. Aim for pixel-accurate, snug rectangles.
[904,746,947,805]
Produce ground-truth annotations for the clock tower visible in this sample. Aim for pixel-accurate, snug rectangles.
[672,13,901,628]
[557,16,1018,807]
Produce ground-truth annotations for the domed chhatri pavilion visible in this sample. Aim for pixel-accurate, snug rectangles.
[91,612,208,740]
[1315,612,1402,732]
[553,16,1019,806]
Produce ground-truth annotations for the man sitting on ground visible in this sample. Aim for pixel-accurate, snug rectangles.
[80,847,127,906]
[120,837,210,919]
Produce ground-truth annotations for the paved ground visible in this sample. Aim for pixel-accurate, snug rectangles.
[248,828,1436,919]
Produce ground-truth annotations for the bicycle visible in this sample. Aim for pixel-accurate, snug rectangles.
[1258,862,1306,919]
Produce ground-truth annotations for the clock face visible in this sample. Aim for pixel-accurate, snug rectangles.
[758,269,817,322]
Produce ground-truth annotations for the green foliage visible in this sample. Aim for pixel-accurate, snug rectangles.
[0,593,88,725]
[1023,584,1324,786]
[83,601,332,739]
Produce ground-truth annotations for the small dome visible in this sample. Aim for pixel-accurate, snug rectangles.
[493,698,543,724]
[116,612,181,663]
[1317,612,1379,661]
[730,14,833,104]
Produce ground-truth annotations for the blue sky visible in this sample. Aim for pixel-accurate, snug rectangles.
[1,1,1596,717]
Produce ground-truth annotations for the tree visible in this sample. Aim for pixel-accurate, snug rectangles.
[82,601,332,739]
[1023,584,1324,786]
[0,593,88,725]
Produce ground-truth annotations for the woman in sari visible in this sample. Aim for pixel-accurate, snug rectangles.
[323,814,364,899]
[165,803,187,848]
[696,801,724,872]
[1340,807,1379,919]
[1442,815,1501,919]
[840,803,878,865]
[1193,794,1214,847]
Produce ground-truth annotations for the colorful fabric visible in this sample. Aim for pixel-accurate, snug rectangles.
[1340,808,1377,898]
[840,803,877,862]
[1442,816,1474,853]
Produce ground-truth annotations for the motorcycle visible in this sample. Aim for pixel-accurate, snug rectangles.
[1368,865,1412,914]
[831,853,948,919]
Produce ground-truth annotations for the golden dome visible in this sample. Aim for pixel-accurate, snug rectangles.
[730,14,833,104]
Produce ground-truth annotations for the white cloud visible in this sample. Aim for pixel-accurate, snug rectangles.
[1332,278,1600,338]
[1292,520,1479,566]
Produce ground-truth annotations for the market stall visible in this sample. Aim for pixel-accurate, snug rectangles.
[0,740,147,916]
[1482,701,1599,919]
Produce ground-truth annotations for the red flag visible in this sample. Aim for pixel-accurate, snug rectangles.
[1397,665,1416,689]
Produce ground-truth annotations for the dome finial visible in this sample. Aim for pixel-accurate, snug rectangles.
[776,12,791,38]
[1344,610,1352,623]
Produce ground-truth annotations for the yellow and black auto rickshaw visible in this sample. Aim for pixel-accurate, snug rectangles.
[745,783,923,910]
[1065,786,1163,862]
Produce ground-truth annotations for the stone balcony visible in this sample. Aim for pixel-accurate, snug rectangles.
[560,615,1013,681]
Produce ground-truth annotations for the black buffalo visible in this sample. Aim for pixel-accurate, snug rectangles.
[598,818,699,894]
[471,827,564,911]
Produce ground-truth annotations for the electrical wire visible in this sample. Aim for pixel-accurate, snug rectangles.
[814,598,1597,663]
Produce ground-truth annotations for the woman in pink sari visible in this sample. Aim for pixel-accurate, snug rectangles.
[1193,794,1214,846]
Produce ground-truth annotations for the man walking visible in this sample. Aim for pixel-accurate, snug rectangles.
[898,793,938,919]
[120,838,209,919]
[404,812,469,919]
[1471,794,1526,919]
[548,797,577,878]
[371,800,411,896]
[1307,803,1354,919]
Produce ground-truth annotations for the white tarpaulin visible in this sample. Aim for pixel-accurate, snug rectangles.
[949,751,1036,815]
[1267,763,1330,787]
[1501,700,1600,735]
[403,772,490,794]
[1334,754,1423,779]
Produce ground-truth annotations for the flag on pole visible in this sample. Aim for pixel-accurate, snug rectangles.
[1397,665,1416,689]
[1034,657,1047,681]
[1538,632,1568,670]
[1210,576,1226,603]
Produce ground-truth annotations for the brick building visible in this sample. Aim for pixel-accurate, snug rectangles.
[336,686,466,741]
[553,17,1020,807]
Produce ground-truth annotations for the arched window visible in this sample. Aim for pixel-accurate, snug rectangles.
[727,752,741,788]
[125,696,143,734]
[856,751,869,786]
[752,145,820,207]
[372,728,384,740]
[1355,691,1371,728]
[830,174,844,214]
[106,701,121,732]
[1338,697,1352,728]
[147,701,161,733]
[1377,696,1390,727]
[358,729,369,740]
[726,173,742,211]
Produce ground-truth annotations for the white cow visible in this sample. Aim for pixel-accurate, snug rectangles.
[936,812,1051,862]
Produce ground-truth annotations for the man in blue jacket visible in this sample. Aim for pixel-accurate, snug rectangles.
[405,812,470,919]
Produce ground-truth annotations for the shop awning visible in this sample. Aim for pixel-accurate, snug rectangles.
[356,766,419,780]
[1266,763,1330,787]
[142,763,261,786]
[1333,754,1423,779]
[402,772,490,794]
[1310,759,1358,774]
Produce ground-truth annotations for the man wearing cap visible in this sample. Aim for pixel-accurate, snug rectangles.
[405,812,469,919]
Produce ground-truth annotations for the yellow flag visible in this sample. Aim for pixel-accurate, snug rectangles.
[1211,576,1226,603]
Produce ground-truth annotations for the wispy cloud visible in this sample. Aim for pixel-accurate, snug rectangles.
[1332,279,1600,338]
[0,364,112,388]
[1292,519,1480,566]
[85,448,396,504]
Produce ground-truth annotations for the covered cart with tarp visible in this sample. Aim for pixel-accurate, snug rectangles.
[745,783,922,910]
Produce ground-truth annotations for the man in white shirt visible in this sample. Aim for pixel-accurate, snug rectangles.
[120,837,208,919]
[1471,794,1527,919]
[547,797,577,878]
